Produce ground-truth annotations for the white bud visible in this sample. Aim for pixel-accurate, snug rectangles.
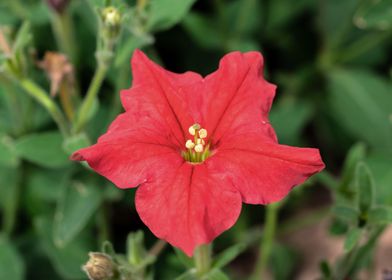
[194,144,204,153]
[185,140,195,149]
[198,128,207,139]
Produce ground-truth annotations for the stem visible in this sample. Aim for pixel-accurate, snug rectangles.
[73,65,108,133]
[19,79,69,137]
[251,203,280,280]
[51,10,77,64]
[148,240,167,257]
[194,244,212,278]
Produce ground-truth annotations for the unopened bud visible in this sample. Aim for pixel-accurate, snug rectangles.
[83,252,116,280]
[102,7,121,27]
[194,144,204,153]
[46,0,70,13]
[185,140,195,149]
[198,129,207,139]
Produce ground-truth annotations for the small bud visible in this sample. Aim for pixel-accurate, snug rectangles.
[194,144,204,153]
[83,252,116,280]
[198,129,207,139]
[102,7,121,27]
[46,0,70,13]
[185,140,195,149]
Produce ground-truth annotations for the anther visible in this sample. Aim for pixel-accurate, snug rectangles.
[185,140,195,149]
[196,139,205,145]
[199,128,207,139]
[194,144,204,153]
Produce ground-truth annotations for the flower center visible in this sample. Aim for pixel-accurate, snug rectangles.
[182,123,211,163]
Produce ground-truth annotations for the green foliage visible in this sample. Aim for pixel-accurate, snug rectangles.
[0,0,392,279]
[0,236,25,280]
[14,132,70,168]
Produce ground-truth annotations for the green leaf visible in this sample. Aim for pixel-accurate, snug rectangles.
[319,0,358,48]
[366,152,392,205]
[338,143,366,199]
[14,131,70,168]
[355,162,375,215]
[127,231,146,266]
[319,260,332,279]
[63,133,91,155]
[12,21,32,53]
[175,270,196,280]
[344,228,362,252]
[173,247,194,269]
[212,242,246,269]
[147,0,196,32]
[53,181,102,246]
[0,135,19,167]
[0,236,25,280]
[332,206,359,224]
[328,69,392,152]
[270,243,297,280]
[270,98,313,145]
[205,269,230,280]
[182,13,222,50]
[368,206,392,224]
[35,217,89,279]
[354,0,392,30]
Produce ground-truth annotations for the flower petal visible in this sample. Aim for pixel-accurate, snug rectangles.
[121,50,203,145]
[203,51,277,145]
[71,112,182,189]
[210,135,325,204]
[135,162,242,256]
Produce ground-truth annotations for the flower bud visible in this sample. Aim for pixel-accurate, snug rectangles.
[83,252,116,280]
[46,0,70,13]
[101,7,122,39]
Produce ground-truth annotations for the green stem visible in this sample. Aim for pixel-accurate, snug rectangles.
[73,65,108,133]
[19,79,69,137]
[194,244,212,278]
[251,203,280,280]
[51,10,77,64]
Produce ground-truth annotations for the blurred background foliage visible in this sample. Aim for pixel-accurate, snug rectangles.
[0,0,391,279]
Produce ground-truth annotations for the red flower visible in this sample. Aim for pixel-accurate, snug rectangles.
[72,50,325,256]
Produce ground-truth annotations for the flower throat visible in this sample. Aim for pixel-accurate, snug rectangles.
[182,123,211,163]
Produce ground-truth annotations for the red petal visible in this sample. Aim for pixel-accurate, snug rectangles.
[135,162,242,256]
[121,50,203,145]
[203,51,277,145]
[210,134,325,204]
[71,112,182,189]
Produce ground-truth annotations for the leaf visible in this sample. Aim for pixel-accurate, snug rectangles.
[34,217,89,279]
[175,270,196,280]
[328,69,392,152]
[12,21,32,53]
[354,0,392,30]
[182,13,222,50]
[366,152,392,205]
[319,0,359,48]
[270,243,297,280]
[14,131,70,168]
[0,236,25,280]
[269,98,313,145]
[0,135,19,167]
[212,242,246,269]
[147,0,196,32]
[344,228,362,252]
[63,133,91,155]
[332,206,359,224]
[338,143,366,199]
[173,247,194,269]
[204,269,230,280]
[53,181,102,246]
[368,206,392,224]
[355,162,375,215]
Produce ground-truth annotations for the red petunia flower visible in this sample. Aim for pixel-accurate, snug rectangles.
[72,50,325,256]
